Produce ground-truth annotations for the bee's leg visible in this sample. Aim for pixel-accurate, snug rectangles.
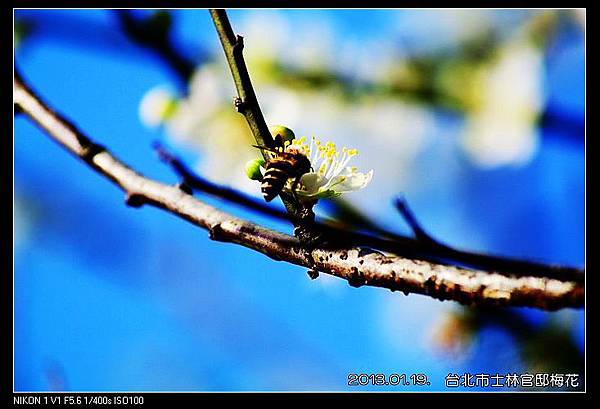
[290,175,302,206]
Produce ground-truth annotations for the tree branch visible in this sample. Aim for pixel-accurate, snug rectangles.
[114,10,195,87]
[393,197,584,284]
[205,9,586,285]
[208,9,316,235]
[151,142,467,261]
[14,70,584,311]
[209,9,272,150]
[154,142,584,285]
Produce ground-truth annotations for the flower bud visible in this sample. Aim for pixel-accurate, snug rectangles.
[270,125,295,145]
[245,158,265,181]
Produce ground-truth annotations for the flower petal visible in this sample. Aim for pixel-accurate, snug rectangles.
[299,172,328,194]
[277,137,373,202]
[312,189,342,199]
[330,169,373,193]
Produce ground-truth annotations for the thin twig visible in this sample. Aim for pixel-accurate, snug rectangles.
[154,142,584,285]
[14,70,584,310]
[206,9,586,285]
[209,9,272,150]
[393,197,584,284]
[152,142,447,259]
[208,9,316,233]
[152,142,456,258]
[395,195,439,245]
[154,141,290,222]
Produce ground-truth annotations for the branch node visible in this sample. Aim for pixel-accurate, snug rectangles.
[208,223,227,242]
[233,97,246,113]
[81,143,106,163]
[233,35,244,53]
[307,269,320,280]
[177,182,193,195]
[125,193,147,208]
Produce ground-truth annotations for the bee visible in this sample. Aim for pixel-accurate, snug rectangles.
[253,142,312,203]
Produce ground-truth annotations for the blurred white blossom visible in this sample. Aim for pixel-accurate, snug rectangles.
[139,86,178,129]
[393,9,493,52]
[137,10,553,200]
[239,11,334,73]
[461,40,544,167]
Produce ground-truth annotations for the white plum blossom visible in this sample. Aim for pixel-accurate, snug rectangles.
[138,86,179,129]
[276,136,373,200]
[461,39,544,168]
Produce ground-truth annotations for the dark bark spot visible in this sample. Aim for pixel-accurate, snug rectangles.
[424,275,437,295]
[348,279,364,288]
[347,267,365,288]
[125,193,146,208]
[208,224,226,241]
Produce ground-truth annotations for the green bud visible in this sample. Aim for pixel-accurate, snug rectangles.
[245,158,265,181]
[270,125,295,145]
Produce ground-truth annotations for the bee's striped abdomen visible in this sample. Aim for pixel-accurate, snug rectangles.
[261,159,293,202]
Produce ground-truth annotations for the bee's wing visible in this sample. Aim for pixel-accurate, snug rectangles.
[252,145,283,161]
[251,145,279,153]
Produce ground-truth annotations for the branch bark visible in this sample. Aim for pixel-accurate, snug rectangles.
[14,70,584,311]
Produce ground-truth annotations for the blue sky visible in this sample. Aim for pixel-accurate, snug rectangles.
[14,9,584,391]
